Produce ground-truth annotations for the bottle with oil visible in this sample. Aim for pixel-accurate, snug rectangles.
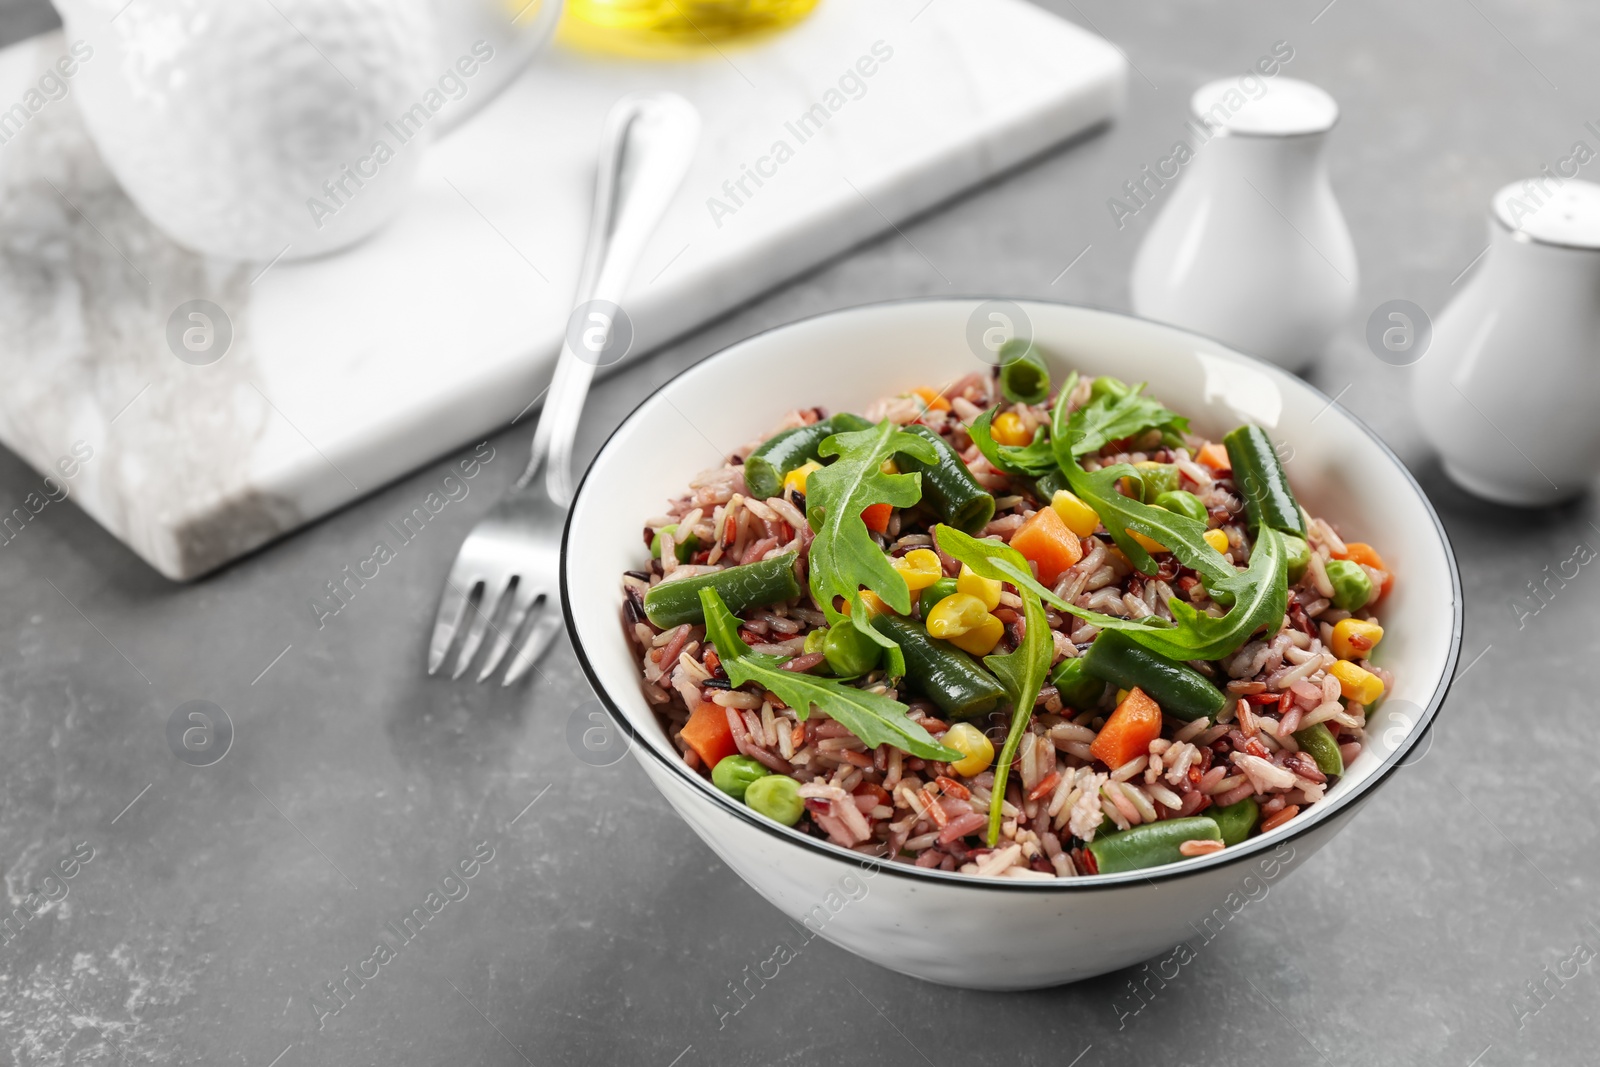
[562,0,820,57]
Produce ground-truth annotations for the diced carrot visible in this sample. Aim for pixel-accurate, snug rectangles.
[912,386,951,413]
[681,702,738,768]
[1196,442,1231,472]
[1089,687,1163,770]
[1010,506,1084,585]
[862,502,893,534]
[855,782,892,806]
[1341,541,1393,596]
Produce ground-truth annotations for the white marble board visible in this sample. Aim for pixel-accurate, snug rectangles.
[0,0,1125,580]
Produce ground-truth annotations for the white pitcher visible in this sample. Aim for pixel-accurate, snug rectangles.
[1412,179,1600,506]
[51,0,562,261]
[1130,77,1358,373]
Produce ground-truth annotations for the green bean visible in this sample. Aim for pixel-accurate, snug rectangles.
[918,577,959,619]
[643,552,801,628]
[997,339,1051,405]
[1223,425,1306,536]
[1283,533,1312,583]
[1205,798,1260,847]
[1325,559,1374,611]
[1080,630,1227,722]
[872,614,1006,720]
[650,524,699,564]
[1049,656,1107,711]
[822,620,881,678]
[743,413,873,500]
[1293,722,1345,777]
[1154,489,1207,524]
[711,755,770,800]
[1086,817,1223,874]
[744,774,804,825]
[896,425,996,535]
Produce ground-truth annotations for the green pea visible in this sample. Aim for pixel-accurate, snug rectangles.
[711,755,770,800]
[1134,464,1181,502]
[649,524,699,563]
[823,620,881,678]
[803,629,828,656]
[1049,656,1107,710]
[1154,489,1207,525]
[1205,798,1259,847]
[1326,558,1374,611]
[744,774,804,826]
[1293,722,1344,777]
[1282,533,1311,584]
[918,577,959,619]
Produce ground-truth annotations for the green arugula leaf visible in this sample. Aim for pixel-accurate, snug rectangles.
[969,407,1058,478]
[930,525,1055,845]
[699,587,958,761]
[1051,377,1188,461]
[945,520,1288,663]
[805,420,937,623]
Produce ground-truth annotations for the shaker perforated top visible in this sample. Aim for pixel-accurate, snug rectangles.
[1493,178,1600,249]
[1190,76,1338,137]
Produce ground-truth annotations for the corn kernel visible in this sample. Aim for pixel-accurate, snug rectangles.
[1331,618,1384,660]
[943,722,994,776]
[926,593,991,639]
[782,460,822,496]
[956,563,1002,610]
[880,458,899,475]
[1127,528,1167,554]
[856,589,896,618]
[991,411,1033,447]
[891,548,944,591]
[1329,660,1385,704]
[1050,489,1100,538]
[1203,528,1230,554]
[946,612,1005,656]
[1115,688,1130,705]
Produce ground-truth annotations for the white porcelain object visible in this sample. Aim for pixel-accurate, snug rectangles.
[562,299,1461,989]
[1131,78,1358,373]
[1412,180,1600,506]
[50,0,560,261]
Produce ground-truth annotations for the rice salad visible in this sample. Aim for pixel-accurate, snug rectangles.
[620,348,1394,879]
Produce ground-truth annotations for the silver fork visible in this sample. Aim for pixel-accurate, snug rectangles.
[427,91,700,685]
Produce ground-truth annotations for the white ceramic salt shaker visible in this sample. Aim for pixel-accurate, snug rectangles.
[1412,179,1600,506]
[1130,78,1358,373]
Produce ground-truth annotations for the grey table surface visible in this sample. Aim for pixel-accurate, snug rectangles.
[3,1,1598,1065]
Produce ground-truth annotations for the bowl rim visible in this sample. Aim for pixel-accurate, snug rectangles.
[561,296,1464,892]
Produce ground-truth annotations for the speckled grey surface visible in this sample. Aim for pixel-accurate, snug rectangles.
[3,1,1598,1064]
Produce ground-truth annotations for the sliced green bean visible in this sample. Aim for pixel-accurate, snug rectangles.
[1205,798,1260,847]
[918,577,959,619]
[1049,656,1107,711]
[650,524,699,563]
[1223,425,1306,536]
[1283,533,1312,583]
[743,413,872,500]
[643,552,801,628]
[896,425,995,535]
[1293,722,1344,777]
[1081,631,1227,722]
[872,614,1005,720]
[997,339,1051,405]
[1086,817,1223,874]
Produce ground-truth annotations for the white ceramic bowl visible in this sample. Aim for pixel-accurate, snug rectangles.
[562,299,1461,990]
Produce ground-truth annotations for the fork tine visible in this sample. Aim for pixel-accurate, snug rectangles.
[476,582,541,684]
[451,576,513,680]
[428,575,479,675]
[501,609,565,687]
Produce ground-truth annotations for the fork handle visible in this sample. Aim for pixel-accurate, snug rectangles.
[517,91,701,505]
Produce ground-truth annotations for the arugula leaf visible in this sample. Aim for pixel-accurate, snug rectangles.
[969,408,1058,478]
[699,587,958,761]
[805,421,937,626]
[1051,378,1188,461]
[944,520,1289,663]
[931,525,1054,846]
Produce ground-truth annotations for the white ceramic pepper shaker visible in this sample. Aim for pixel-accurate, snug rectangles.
[1130,78,1358,373]
[1412,179,1600,506]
